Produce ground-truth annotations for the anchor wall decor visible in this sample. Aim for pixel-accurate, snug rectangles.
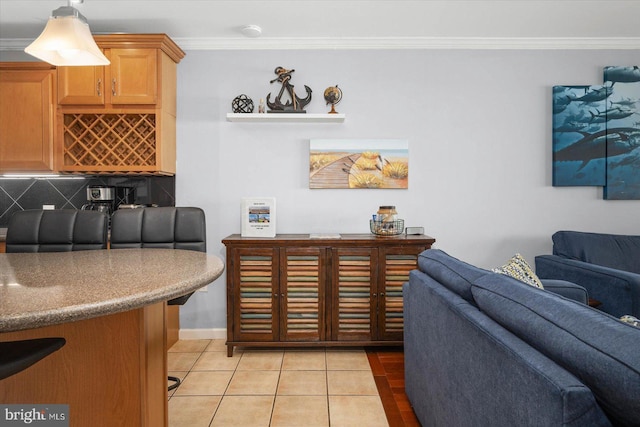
[266,67,312,113]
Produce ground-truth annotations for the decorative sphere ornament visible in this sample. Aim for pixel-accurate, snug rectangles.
[323,85,342,114]
[232,94,254,113]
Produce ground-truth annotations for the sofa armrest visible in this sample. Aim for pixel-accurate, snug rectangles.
[535,255,640,317]
[540,279,588,304]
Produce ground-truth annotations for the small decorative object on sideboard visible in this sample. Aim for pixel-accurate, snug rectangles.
[405,226,425,235]
[376,205,398,222]
[370,219,405,236]
[267,66,312,113]
[371,205,405,236]
[324,85,342,114]
[232,94,254,113]
[241,197,276,237]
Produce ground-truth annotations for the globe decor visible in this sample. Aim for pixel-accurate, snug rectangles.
[324,85,342,114]
[232,94,254,113]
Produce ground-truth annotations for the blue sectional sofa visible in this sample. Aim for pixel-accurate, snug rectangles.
[535,231,640,317]
[404,249,640,427]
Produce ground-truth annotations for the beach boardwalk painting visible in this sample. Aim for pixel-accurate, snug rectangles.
[309,139,409,189]
[603,66,640,200]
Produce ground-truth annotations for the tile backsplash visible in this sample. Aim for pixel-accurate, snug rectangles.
[0,176,175,227]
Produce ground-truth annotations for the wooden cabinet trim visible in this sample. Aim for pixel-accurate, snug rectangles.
[93,34,185,64]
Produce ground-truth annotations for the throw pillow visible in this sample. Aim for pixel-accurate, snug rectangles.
[492,253,544,289]
[620,315,640,328]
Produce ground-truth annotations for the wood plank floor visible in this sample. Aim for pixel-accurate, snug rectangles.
[366,347,421,427]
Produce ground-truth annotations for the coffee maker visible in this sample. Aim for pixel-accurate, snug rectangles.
[82,185,115,215]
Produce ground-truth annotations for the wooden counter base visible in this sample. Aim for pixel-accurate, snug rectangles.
[0,302,167,427]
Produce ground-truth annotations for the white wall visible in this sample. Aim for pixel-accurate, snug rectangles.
[176,49,640,330]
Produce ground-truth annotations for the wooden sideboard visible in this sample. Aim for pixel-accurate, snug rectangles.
[222,233,435,356]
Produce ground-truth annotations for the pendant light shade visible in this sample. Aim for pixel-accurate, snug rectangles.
[24,5,109,66]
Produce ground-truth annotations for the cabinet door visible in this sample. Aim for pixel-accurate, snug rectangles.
[0,69,55,172]
[108,49,157,104]
[377,246,427,341]
[280,247,326,342]
[231,248,279,343]
[331,247,377,341]
[58,65,105,105]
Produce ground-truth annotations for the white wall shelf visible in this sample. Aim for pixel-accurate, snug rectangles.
[226,113,345,123]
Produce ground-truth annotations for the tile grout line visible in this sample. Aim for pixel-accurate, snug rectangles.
[325,350,332,427]
[208,345,239,427]
[267,351,285,427]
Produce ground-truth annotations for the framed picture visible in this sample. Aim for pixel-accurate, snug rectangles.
[241,197,276,237]
[603,66,640,200]
[309,139,409,189]
[552,85,607,186]
[551,66,640,199]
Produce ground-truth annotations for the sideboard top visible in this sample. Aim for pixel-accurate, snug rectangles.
[222,233,436,246]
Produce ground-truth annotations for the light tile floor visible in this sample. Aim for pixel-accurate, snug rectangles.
[167,339,389,427]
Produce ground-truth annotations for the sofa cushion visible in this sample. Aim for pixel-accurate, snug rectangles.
[553,231,640,274]
[492,253,544,288]
[417,249,489,303]
[471,272,640,427]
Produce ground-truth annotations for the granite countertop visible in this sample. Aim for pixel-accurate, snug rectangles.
[0,248,224,332]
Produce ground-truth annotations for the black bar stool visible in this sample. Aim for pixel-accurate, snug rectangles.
[0,338,66,380]
[110,207,207,391]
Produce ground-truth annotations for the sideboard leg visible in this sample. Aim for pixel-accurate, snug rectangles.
[227,345,233,357]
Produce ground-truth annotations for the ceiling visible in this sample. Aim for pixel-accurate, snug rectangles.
[1,0,640,50]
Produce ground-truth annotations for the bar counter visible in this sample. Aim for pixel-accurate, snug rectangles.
[0,248,224,426]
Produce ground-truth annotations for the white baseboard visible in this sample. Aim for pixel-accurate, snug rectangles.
[179,328,226,340]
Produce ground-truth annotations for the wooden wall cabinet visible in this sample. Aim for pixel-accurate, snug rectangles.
[56,34,184,175]
[223,233,435,356]
[58,48,158,106]
[0,63,56,173]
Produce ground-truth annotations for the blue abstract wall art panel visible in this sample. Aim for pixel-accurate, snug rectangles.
[551,66,640,200]
[603,66,640,200]
[552,85,608,186]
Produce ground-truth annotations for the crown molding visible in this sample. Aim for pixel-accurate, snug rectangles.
[2,36,639,51]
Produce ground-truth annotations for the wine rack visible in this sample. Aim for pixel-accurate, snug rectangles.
[61,113,158,173]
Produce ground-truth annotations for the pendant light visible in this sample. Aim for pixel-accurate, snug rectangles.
[24,0,109,66]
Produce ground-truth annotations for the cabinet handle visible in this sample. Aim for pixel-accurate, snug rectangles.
[112,78,117,96]
[96,78,101,96]
[372,293,377,297]
[380,292,385,297]
[281,293,285,298]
